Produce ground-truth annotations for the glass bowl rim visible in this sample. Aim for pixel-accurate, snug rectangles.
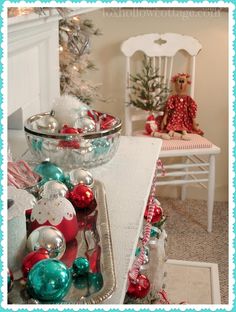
[24,112,122,140]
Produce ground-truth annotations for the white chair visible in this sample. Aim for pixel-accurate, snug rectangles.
[121,33,220,232]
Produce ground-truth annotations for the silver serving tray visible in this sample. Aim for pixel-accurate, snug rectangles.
[8,180,116,304]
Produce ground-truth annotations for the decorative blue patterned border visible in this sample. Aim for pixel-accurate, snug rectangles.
[1,0,235,311]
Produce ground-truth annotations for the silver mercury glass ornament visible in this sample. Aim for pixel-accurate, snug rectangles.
[39,180,68,199]
[74,116,96,133]
[36,110,59,133]
[27,226,66,259]
[69,168,94,188]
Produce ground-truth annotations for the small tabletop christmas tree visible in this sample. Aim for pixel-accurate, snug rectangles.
[129,57,170,113]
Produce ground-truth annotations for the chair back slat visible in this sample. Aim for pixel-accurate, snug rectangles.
[164,57,168,84]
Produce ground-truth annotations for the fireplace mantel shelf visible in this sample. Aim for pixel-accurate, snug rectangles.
[8,8,99,32]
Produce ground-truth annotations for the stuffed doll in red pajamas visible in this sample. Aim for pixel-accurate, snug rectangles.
[161,73,203,140]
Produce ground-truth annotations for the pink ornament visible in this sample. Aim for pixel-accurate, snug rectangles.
[127,274,150,298]
[30,197,78,242]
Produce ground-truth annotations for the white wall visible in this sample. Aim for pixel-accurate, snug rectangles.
[83,7,228,201]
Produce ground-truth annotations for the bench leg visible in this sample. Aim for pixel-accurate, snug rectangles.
[181,158,189,201]
[207,155,216,232]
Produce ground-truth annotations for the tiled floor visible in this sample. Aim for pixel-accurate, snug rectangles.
[165,260,220,304]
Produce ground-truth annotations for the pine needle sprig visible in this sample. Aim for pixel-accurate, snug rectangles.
[129,56,171,112]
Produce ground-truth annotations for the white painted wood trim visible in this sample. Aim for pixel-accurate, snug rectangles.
[157,178,208,186]
[8,8,99,31]
[125,57,132,135]
[164,56,168,83]
[8,17,60,121]
[121,33,202,57]
[157,170,208,178]
[166,259,221,304]
[168,56,174,87]
[160,146,221,157]
[207,155,216,233]
[190,56,196,98]
[163,162,209,170]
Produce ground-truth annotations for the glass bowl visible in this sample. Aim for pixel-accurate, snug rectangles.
[24,112,122,169]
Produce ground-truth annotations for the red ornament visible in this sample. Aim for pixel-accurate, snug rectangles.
[127,274,150,298]
[22,249,49,278]
[68,184,94,209]
[100,114,116,130]
[58,125,81,149]
[144,203,163,224]
[58,140,80,149]
[60,125,79,134]
[87,110,101,121]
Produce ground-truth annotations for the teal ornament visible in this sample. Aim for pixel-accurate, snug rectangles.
[88,272,103,294]
[72,257,89,276]
[34,160,65,185]
[150,226,159,237]
[26,259,71,302]
[64,175,74,190]
[135,247,141,257]
[32,138,43,152]
[92,138,110,156]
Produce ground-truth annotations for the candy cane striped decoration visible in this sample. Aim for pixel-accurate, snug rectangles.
[158,289,170,304]
[157,159,166,177]
[129,159,164,282]
[8,160,40,189]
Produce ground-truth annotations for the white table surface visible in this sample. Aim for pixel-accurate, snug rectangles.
[90,136,162,304]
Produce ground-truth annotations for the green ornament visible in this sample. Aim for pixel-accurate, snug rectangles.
[72,257,89,276]
[26,259,71,302]
[34,160,65,185]
[88,272,103,294]
[73,275,88,290]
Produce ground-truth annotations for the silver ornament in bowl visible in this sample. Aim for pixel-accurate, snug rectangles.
[74,117,96,133]
[39,180,68,199]
[69,168,94,188]
[35,111,59,133]
[27,226,66,259]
